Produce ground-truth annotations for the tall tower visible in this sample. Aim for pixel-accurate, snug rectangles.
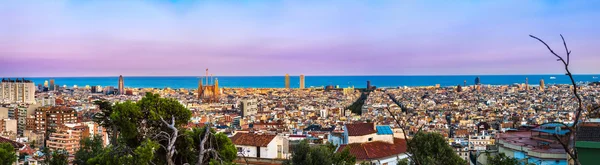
[475,77,481,85]
[367,81,371,89]
[198,78,203,99]
[540,79,545,91]
[284,74,290,89]
[44,80,48,88]
[299,74,305,89]
[525,77,529,91]
[49,79,55,91]
[118,75,124,95]
[214,78,219,95]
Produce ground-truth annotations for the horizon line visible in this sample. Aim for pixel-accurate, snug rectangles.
[3,73,600,78]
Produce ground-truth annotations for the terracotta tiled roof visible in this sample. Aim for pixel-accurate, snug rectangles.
[230,133,276,147]
[345,123,376,136]
[0,136,24,149]
[337,138,408,160]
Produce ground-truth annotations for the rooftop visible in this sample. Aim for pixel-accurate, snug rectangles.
[230,133,276,147]
[345,123,376,136]
[337,138,407,160]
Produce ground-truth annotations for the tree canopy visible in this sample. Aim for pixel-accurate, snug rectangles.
[285,140,355,165]
[401,132,467,165]
[0,143,17,165]
[77,92,235,165]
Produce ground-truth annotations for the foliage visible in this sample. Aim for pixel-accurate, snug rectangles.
[74,136,105,165]
[406,132,467,165]
[48,150,69,165]
[398,158,410,165]
[186,127,238,164]
[287,140,356,165]
[87,139,159,165]
[93,100,116,144]
[332,147,356,165]
[347,91,370,115]
[110,101,142,147]
[0,143,17,165]
[85,93,234,165]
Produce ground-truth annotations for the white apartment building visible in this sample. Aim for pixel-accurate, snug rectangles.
[1,78,36,104]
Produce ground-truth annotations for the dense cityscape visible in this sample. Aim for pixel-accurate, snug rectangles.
[1,73,599,165]
[3,1,600,165]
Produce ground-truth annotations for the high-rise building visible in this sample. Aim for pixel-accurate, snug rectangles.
[46,123,89,155]
[284,74,290,89]
[44,80,48,88]
[34,106,77,133]
[49,79,55,91]
[118,75,124,95]
[104,86,115,95]
[1,78,36,104]
[299,74,305,89]
[240,99,258,118]
[367,81,371,89]
[525,77,529,90]
[475,77,481,85]
[540,79,545,91]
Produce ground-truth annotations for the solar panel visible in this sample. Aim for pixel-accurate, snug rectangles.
[376,125,393,135]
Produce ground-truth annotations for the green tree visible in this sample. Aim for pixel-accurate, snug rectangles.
[110,101,142,147]
[286,140,355,165]
[93,100,117,145]
[332,147,356,165]
[289,140,312,165]
[407,132,467,165]
[48,150,69,165]
[187,127,237,164]
[87,139,159,165]
[0,143,17,165]
[74,136,105,165]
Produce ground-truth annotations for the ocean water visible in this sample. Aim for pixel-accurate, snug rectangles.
[13,75,600,89]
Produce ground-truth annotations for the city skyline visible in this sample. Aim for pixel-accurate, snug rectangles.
[2,1,600,77]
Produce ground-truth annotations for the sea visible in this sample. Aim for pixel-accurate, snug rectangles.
[14,75,600,89]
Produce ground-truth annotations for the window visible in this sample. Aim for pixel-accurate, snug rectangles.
[237,147,243,153]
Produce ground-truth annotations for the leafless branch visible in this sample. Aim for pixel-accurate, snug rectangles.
[530,34,582,165]
[159,116,179,165]
[384,95,421,165]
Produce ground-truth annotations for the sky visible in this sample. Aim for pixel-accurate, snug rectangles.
[1,0,600,77]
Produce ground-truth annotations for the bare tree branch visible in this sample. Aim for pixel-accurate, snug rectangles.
[159,116,179,165]
[530,34,583,165]
[385,94,421,165]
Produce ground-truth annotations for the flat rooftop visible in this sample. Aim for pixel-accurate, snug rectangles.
[497,131,566,154]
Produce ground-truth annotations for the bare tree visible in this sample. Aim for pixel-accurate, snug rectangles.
[529,34,600,165]
[196,126,223,165]
[155,116,180,165]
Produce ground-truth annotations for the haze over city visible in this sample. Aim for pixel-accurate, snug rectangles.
[2,0,600,77]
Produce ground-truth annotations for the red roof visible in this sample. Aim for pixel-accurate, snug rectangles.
[230,133,276,147]
[346,123,376,136]
[337,138,407,160]
[0,136,24,149]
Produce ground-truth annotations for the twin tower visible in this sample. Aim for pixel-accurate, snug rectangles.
[284,74,305,89]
